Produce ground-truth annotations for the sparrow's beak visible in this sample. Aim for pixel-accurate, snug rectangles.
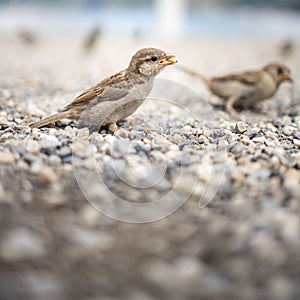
[158,55,178,66]
[282,73,294,83]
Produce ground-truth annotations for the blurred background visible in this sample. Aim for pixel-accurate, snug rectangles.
[0,0,300,39]
[1,0,300,117]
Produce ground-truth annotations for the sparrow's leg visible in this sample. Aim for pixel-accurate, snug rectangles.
[226,95,242,121]
[108,122,118,133]
[120,116,137,124]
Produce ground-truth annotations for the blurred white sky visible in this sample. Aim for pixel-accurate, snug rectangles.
[0,0,300,39]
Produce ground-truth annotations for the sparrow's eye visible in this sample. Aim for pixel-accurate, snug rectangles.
[151,56,158,62]
[277,68,283,75]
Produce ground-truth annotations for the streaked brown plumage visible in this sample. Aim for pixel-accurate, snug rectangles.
[179,62,293,120]
[31,48,177,132]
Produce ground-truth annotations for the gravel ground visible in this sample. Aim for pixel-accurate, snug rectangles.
[0,34,300,300]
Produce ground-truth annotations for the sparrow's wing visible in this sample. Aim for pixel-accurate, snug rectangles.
[214,71,262,85]
[64,70,130,110]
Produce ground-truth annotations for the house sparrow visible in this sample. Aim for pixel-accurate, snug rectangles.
[83,27,102,51]
[17,30,36,45]
[279,39,295,58]
[31,48,177,132]
[179,62,293,120]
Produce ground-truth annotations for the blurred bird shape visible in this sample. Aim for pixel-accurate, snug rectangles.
[179,63,293,120]
[83,27,102,51]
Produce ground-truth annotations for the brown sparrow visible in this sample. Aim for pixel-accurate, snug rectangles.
[31,48,177,132]
[83,27,102,51]
[179,62,293,120]
[279,39,295,58]
[17,30,36,44]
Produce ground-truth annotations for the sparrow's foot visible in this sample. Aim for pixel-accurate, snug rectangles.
[108,122,118,134]
[226,96,241,121]
[121,116,137,124]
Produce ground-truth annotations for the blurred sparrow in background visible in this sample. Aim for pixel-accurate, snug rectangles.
[279,39,295,58]
[83,27,102,52]
[179,62,293,120]
[17,30,36,45]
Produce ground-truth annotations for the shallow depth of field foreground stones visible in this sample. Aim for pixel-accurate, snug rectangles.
[0,34,300,300]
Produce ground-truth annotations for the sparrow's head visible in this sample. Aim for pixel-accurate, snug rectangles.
[263,62,293,85]
[128,48,177,77]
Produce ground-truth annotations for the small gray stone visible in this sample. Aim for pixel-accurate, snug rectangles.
[152,134,171,151]
[252,135,266,144]
[76,127,90,138]
[149,150,166,162]
[109,138,135,158]
[68,227,114,250]
[0,150,14,164]
[0,228,46,261]
[114,128,129,138]
[39,137,60,149]
[22,272,63,300]
[26,140,41,154]
[268,276,296,300]
[0,183,4,202]
[244,128,261,137]
[292,131,300,140]
[235,121,250,133]
[72,140,96,158]
[39,167,58,183]
[293,139,300,147]
[57,146,71,157]
[0,116,9,127]
[230,142,247,154]
[133,140,151,153]
[282,125,296,136]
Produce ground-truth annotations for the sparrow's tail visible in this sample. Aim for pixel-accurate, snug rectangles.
[178,65,210,86]
[30,111,71,128]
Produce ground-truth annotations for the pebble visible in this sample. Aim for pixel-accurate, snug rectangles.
[149,150,166,162]
[244,128,261,137]
[26,140,41,154]
[171,133,183,144]
[68,227,114,251]
[44,189,67,207]
[39,167,58,183]
[235,121,250,133]
[0,115,9,126]
[109,138,135,158]
[133,140,151,153]
[22,272,63,300]
[80,204,101,226]
[39,137,60,149]
[173,256,204,279]
[282,125,296,136]
[0,228,46,261]
[292,131,300,140]
[71,140,96,158]
[114,128,129,138]
[76,127,90,138]
[268,276,296,300]
[293,139,300,147]
[0,150,14,164]
[252,135,266,144]
[0,183,4,202]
